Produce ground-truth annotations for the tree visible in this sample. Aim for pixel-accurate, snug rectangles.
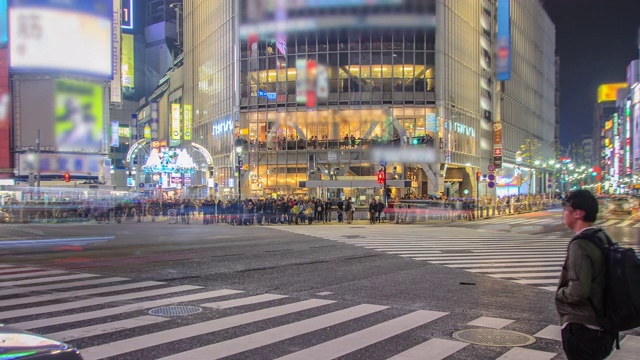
[518,138,544,195]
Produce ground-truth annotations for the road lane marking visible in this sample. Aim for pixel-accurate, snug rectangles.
[514,279,559,285]
[534,325,561,341]
[420,257,564,264]
[46,315,169,341]
[468,267,561,273]
[0,281,165,307]
[0,273,98,287]
[600,220,619,226]
[0,277,128,296]
[201,293,288,309]
[466,316,514,329]
[608,335,640,359]
[0,267,40,274]
[15,289,243,330]
[447,262,564,268]
[160,304,390,360]
[0,285,201,319]
[496,347,556,360]
[616,220,634,227]
[387,338,469,360]
[0,270,67,280]
[488,272,560,278]
[79,299,336,360]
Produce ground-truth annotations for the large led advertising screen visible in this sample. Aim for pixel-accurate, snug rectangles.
[0,0,7,47]
[9,0,113,78]
[54,79,104,152]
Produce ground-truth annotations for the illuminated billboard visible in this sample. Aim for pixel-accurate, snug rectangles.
[121,34,135,87]
[9,0,113,78]
[171,104,181,140]
[496,0,511,81]
[0,0,7,47]
[597,83,627,103]
[0,48,10,174]
[54,79,104,152]
[121,0,133,29]
[183,104,192,140]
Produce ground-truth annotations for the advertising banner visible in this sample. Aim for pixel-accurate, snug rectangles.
[121,34,135,87]
[143,125,151,139]
[493,122,503,168]
[496,0,511,81]
[171,103,181,140]
[183,104,192,140]
[150,100,159,141]
[130,113,138,141]
[110,120,119,147]
[9,0,113,79]
[54,79,104,152]
[295,58,307,105]
[634,103,640,173]
[110,0,122,104]
[425,113,438,133]
[121,0,133,29]
[19,152,106,176]
[0,48,10,175]
[0,0,7,48]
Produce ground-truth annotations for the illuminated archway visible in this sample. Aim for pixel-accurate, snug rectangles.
[190,143,213,165]
[125,139,148,163]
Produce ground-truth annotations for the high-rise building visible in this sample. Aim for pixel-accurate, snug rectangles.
[183,0,557,200]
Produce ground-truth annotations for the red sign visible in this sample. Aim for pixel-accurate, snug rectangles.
[0,48,10,178]
[493,147,502,156]
[488,164,496,172]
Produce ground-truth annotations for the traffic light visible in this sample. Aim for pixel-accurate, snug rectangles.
[377,170,385,184]
[242,164,249,171]
[476,172,481,181]
[411,137,419,145]
[64,172,71,182]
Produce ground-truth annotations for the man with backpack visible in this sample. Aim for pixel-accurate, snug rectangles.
[557,190,617,359]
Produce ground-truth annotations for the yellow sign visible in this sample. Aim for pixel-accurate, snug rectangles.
[121,34,135,87]
[144,125,151,139]
[171,104,181,140]
[240,128,249,135]
[604,138,611,147]
[183,104,192,140]
[118,127,130,137]
[597,83,627,103]
[605,119,613,130]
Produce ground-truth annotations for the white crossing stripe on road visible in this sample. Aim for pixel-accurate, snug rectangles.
[274,310,448,360]
[488,272,561,278]
[600,220,620,226]
[13,289,243,330]
[46,315,169,341]
[468,267,561,273]
[448,262,564,268]
[514,279,559,285]
[0,277,128,296]
[616,220,634,227]
[201,293,289,309]
[0,264,16,268]
[0,273,98,287]
[633,222,640,228]
[0,285,201,319]
[387,338,469,360]
[495,347,556,360]
[466,316,514,329]
[0,267,40,274]
[79,299,336,360]
[0,281,165,307]
[608,335,640,359]
[534,325,561,341]
[160,304,391,360]
[422,258,564,264]
[0,269,67,280]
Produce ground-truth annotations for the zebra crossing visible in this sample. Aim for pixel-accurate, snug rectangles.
[0,264,581,359]
[274,225,640,294]
[468,215,640,228]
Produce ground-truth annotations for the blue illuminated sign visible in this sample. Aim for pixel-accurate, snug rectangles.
[212,116,234,136]
[0,0,7,47]
[258,90,277,100]
[121,0,133,29]
[496,0,511,81]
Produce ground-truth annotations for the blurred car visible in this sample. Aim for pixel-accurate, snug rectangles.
[605,196,637,215]
[0,210,9,223]
[0,325,82,359]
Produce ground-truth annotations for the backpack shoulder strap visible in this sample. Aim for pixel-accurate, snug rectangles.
[570,228,613,251]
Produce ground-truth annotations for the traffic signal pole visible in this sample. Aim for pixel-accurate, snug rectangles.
[383,165,387,205]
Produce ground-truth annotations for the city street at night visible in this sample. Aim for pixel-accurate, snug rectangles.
[0,211,639,359]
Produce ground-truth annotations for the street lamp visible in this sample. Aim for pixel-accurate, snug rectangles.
[236,146,243,224]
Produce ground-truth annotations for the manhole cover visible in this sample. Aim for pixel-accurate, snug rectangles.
[452,329,536,347]
[149,306,202,317]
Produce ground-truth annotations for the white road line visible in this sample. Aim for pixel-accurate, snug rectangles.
[514,279,559,285]
[201,293,288,309]
[421,258,564,264]
[0,273,98,287]
[466,316,514,329]
[447,262,564,268]
[616,220,634,227]
[387,338,469,360]
[0,267,40,274]
[539,286,557,291]
[13,289,242,330]
[487,272,559,278]
[160,304,390,360]
[0,281,165,307]
[0,270,67,280]
[468,267,561,273]
[0,285,201,319]
[0,265,16,268]
[495,347,556,360]
[414,252,565,257]
[470,248,567,253]
[46,315,169,341]
[0,277,128,296]
[633,222,640,228]
[534,325,562,341]
[608,335,640,359]
[414,255,566,261]
[275,310,448,360]
[79,299,336,360]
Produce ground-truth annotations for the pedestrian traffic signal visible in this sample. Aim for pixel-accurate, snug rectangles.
[377,170,385,184]
[476,172,481,181]
[64,172,71,182]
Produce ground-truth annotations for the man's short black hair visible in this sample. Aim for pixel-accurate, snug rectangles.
[564,189,598,223]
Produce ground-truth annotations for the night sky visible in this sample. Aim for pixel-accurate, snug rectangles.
[542,0,640,148]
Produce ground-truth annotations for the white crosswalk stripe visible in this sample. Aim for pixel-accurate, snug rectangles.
[2,265,638,359]
[274,225,640,293]
[464,215,640,229]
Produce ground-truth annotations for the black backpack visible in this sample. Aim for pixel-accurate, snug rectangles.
[579,228,640,347]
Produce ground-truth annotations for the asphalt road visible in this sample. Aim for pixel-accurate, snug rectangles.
[0,212,638,359]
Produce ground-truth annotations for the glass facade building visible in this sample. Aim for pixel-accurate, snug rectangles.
[183,0,556,200]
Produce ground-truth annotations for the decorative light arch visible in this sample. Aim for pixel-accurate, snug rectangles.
[126,139,148,163]
[191,143,213,165]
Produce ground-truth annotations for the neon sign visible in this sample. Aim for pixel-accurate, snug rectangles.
[444,122,476,137]
[212,116,234,136]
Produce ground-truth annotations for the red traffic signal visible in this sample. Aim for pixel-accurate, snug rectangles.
[64,172,71,182]
[377,170,385,184]
[476,172,481,181]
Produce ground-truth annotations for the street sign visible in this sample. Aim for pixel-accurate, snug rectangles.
[493,147,502,156]
[547,184,553,189]
[488,182,495,189]
[488,174,495,181]
[139,182,145,188]
[488,164,496,172]
[379,161,387,167]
